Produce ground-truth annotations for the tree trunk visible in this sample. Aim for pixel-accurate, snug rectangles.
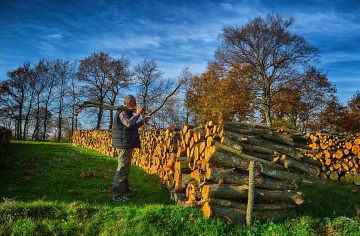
[202,184,307,205]
[206,150,303,185]
[96,107,103,130]
[57,111,62,142]
[223,123,295,146]
[109,110,114,130]
[205,166,297,190]
[283,156,320,176]
[203,202,296,222]
[209,198,298,211]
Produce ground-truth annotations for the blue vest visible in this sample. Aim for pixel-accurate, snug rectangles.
[112,110,141,149]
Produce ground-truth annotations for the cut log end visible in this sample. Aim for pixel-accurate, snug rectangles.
[202,201,213,218]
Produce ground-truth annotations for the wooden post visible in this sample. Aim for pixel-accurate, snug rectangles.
[246,161,256,226]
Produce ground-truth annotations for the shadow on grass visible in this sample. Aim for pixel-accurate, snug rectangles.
[0,141,174,207]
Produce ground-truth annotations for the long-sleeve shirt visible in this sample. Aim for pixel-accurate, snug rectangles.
[119,110,143,129]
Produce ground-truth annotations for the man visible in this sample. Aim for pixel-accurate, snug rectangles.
[112,94,150,202]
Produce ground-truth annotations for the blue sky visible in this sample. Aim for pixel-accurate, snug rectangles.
[1,0,359,103]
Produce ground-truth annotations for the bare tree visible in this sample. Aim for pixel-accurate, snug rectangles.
[31,59,49,140]
[53,60,76,141]
[1,61,36,139]
[134,59,165,115]
[41,60,60,140]
[215,12,320,127]
[178,66,193,124]
[105,55,131,130]
[77,52,131,129]
[70,67,80,135]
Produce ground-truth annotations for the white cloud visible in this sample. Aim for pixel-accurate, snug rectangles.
[220,3,232,10]
[98,35,163,50]
[48,34,63,39]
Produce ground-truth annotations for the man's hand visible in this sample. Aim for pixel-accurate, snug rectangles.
[143,116,151,124]
[136,107,143,115]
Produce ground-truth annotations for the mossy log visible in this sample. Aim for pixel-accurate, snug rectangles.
[209,198,298,211]
[223,123,295,146]
[201,184,307,205]
[283,156,320,176]
[205,166,297,190]
[203,202,297,222]
[222,128,322,170]
[214,142,286,170]
[206,150,304,185]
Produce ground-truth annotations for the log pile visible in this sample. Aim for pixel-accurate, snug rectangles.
[72,130,117,157]
[305,132,360,185]
[131,122,322,222]
[71,122,323,222]
[0,126,12,146]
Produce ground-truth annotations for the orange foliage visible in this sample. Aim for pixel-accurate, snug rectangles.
[186,62,255,122]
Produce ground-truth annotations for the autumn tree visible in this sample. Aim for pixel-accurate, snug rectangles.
[186,62,255,123]
[77,52,131,129]
[215,12,320,127]
[344,91,360,133]
[272,67,336,131]
[323,91,360,133]
[320,95,344,132]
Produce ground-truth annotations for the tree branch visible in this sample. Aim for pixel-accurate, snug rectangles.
[76,101,136,112]
[77,83,182,116]
[149,83,181,116]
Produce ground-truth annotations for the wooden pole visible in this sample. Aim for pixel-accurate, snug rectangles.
[246,161,256,226]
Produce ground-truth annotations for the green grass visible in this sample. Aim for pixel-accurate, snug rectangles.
[1,140,360,235]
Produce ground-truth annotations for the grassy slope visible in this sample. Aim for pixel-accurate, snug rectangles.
[1,140,360,235]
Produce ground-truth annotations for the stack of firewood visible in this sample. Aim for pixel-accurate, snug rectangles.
[305,132,360,185]
[131,122,322,222]
[0,126,12,146]
[71,122,324,222]
[72,130,117,157]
